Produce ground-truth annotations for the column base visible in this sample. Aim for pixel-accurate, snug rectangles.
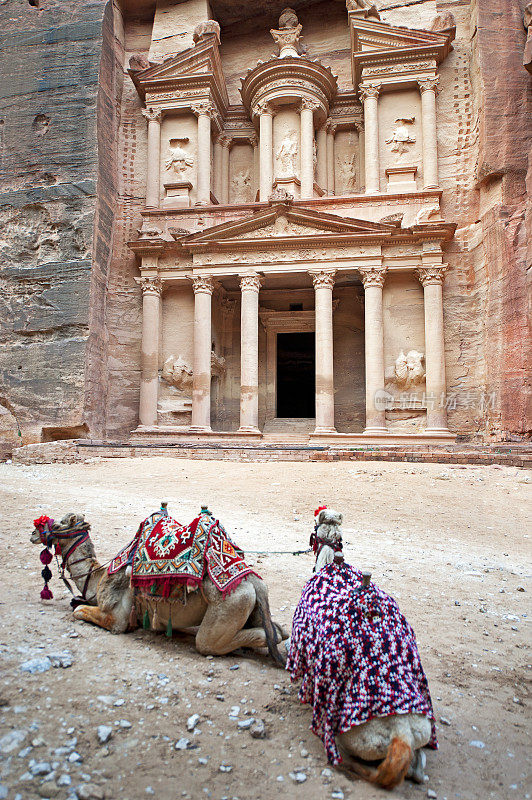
[425,427,454,436]
[363,426,389,435]
[188,425,212,433]
[237,426,262,436]
[313,426,337,435]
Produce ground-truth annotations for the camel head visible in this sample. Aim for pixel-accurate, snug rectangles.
[313,508,343,571]
[31,513,88,545]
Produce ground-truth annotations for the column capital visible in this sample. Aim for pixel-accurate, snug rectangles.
[300,98,320,113]
[239,273,262,293]
[359,83,381,103]
[325,118,337,134]
[359,266,386,288]
[218,133,232,149]
[191,100,214,118]
[137,276,163,297]
[142,107,162,123]
[191,275,214,295]
[310,269,336,290]
[253,100,276,117]
[418,76,440,94]
[415,264,448,286]
[248,132,259,148]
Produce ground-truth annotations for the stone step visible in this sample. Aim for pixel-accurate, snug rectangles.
[262,418,315,435]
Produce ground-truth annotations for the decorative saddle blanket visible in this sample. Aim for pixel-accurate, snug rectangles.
[108,509,259,598]
[286,562,437,765]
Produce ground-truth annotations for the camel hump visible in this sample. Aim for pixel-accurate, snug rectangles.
[348,736,412,790]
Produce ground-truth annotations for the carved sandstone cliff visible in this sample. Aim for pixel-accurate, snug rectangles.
[0,0,123,443]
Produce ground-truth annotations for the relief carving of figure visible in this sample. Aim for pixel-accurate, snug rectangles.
[161,355,193,390]
[385,350,425,390]
[385,118,416,155]
[164,138,194,176]
[338,153,357,192]
[232,170,251,200]
[276,131,298,175]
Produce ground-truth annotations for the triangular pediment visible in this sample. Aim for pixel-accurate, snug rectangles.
[180,204,400,251]
[130,35,229,107]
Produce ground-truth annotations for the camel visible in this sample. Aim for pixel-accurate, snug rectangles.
[292,508,434,790]
[31,512,287,666]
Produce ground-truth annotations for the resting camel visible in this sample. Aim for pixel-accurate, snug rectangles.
[292,508,434,790]
[31,512,287,666]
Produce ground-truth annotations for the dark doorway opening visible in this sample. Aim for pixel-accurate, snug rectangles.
[276,332,315,418]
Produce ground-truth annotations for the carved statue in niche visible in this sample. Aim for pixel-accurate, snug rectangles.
[524,3,532,73]
[385,350,426,390]
[276,131,298,175]
[164,138,194,176]
[232,170,251,201]
[385,118,416,156]
[270,8,304,57]
[338,153,357,192]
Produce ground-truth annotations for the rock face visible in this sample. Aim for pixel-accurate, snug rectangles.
[0,0,123,444]
[0,0,530,447]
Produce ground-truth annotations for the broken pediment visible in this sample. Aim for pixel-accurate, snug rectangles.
[130,33,229,108]
[348,14,454,88]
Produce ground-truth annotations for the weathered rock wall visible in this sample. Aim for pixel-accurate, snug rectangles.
[0,0,124,444]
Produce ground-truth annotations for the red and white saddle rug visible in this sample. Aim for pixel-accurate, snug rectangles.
[109,509,259,598]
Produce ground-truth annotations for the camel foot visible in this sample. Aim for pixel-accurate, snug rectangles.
[73,604,117,632]
[406,749,426,784]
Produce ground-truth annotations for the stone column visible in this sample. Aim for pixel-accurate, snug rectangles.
[316,124,328,192]
[219,135,231,205]
[416,266,449,431]
[311,270,336,434]
[419,77,440,189]
[139,277,163,427]
[191,102,213,205]
[300,99,318,199]
[238,273,261,433]
[256,102,274,201]
[249,133,259,202]
[359,267,387,433]
[191,276,214,432]
[359,84,381,194]
[355,122,364,193]
[142,108,162,208]
[213,136,223,202]
[326,119,336,195]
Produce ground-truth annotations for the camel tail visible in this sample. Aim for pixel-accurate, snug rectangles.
[347,736,412,791]
[247,574,286,668]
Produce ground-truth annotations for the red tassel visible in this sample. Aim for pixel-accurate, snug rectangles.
[40,585,53,600]
[40,548,53,565]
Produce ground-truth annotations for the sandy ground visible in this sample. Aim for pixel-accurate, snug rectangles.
[0,457,530,800]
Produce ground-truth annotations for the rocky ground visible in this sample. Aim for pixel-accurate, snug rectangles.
[0,457,530,800]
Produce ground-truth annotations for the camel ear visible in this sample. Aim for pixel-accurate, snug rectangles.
[318,510,328,525]
[337,513,343,525]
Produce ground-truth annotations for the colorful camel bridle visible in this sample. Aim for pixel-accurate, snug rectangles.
[33,515,91,601]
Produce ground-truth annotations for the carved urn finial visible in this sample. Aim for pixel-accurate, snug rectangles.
[270,7,302,58]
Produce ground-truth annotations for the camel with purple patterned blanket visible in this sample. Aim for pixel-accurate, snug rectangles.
[30,507,287,666]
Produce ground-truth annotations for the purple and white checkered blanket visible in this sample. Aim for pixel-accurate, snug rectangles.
[286,562,437,764]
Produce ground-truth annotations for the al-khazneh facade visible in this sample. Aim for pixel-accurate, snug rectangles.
[129,3,457,445]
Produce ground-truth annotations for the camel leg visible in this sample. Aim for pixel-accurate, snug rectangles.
[195,580,265,656]
[73,604,117,632]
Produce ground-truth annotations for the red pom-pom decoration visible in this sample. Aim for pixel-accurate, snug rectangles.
[34,515,52,530]
[40,585,53,600]
[40,548,53,565]
[314,505,328,518]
